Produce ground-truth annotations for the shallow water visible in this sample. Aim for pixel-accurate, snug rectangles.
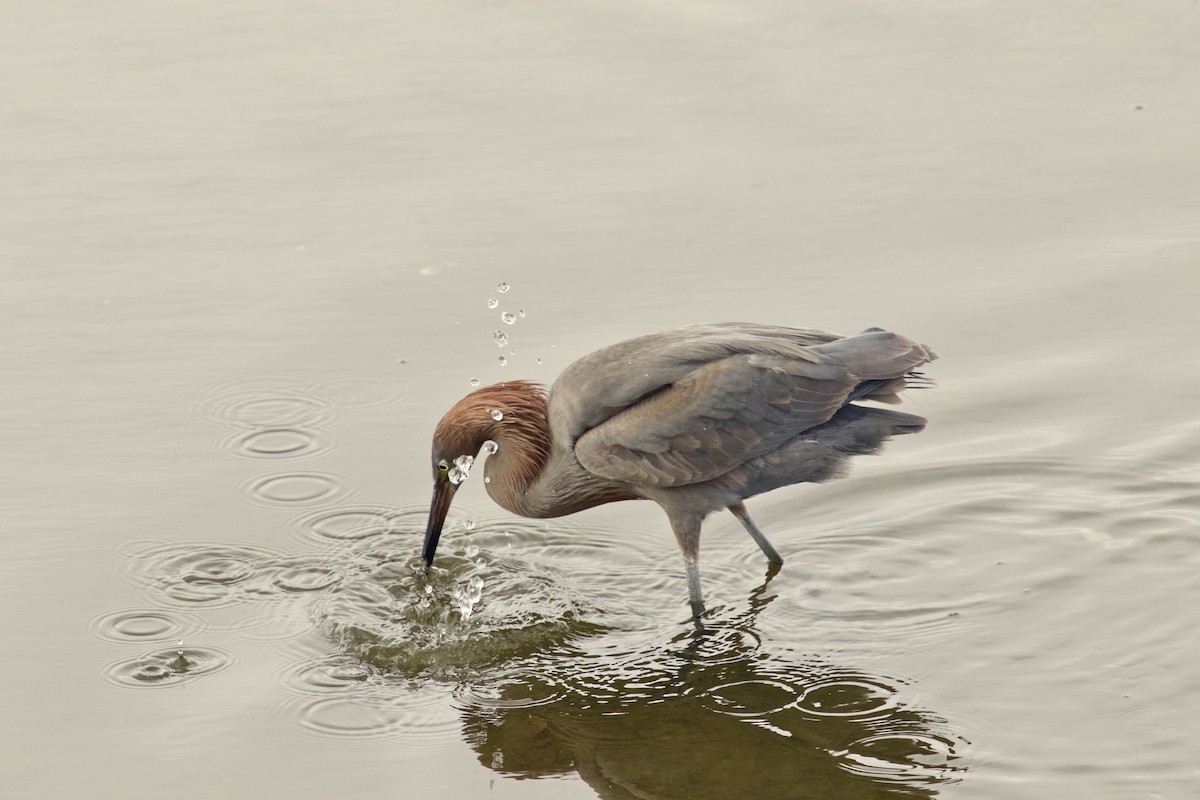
[4,1,1200,798]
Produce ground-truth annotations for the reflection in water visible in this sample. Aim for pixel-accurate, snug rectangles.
[452,584,965,799]
[113,504,966,794]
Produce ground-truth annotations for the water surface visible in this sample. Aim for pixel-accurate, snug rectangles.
[3,1,1199,798]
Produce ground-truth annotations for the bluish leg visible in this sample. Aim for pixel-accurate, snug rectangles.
[729,502,784,564]
[685,560,705,618]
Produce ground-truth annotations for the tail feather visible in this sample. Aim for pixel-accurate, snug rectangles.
[810,328,937,385]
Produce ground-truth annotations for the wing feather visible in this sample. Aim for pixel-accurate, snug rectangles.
[575,354,856,487]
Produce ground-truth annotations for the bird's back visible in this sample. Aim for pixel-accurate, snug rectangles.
[548,323,845,447]
[558,323,934,490]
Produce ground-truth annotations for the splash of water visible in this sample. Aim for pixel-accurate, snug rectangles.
[454,576,486,620]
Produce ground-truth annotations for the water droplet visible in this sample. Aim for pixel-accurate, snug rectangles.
[463,519,475,531]
[496,282,510,293]
[469,377,480,387]
[501,312,516,325]
[536,358,542,365]
[482,440,498,455]
[449,454,475,484]
[466,545,479,558]
[518,309,526,317]
[498,356,507,367]
[493,330,509,348]
[487,297,499,309]
[489,409,503,421]
[425,584,434,595]
[484,476,491,484]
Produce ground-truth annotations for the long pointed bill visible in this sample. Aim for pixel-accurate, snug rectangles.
[422,479,457,569]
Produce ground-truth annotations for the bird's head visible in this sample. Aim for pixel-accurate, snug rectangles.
[421,381,547,569]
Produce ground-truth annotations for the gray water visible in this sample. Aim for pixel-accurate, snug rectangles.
[3,1,1199,798]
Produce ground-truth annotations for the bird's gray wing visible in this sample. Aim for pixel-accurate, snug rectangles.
[548,323,843,447]
[574,353,859,488]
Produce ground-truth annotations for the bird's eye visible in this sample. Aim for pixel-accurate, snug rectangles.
[437,460,449,472]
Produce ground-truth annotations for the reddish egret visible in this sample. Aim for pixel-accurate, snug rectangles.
[423,323,935,616]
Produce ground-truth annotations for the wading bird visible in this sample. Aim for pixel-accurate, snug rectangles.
[423,323,935,617]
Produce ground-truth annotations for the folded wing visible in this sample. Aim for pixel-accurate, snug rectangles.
[573,328,934,488]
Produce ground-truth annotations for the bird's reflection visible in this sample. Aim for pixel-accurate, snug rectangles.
[454,576,966,799]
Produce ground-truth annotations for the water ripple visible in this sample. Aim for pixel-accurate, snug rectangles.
[291,503,427,543]
[218,426,334,460]
[103,645,237,690]
[837,732,964,785]
[237,471,349,508]
[796,674,900,720]
[293,692,458,743]
[123,541,342,609]
[87,608,206,645]
[313,377,412,408]
[190,376,334,429]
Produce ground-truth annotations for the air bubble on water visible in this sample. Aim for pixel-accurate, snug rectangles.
[501,312,516,325]
[449,454,475,484]
[469,377,480,387]
[489,409,503,421]
[482,440,498,455]
[487,297,499,309]
[496,282,510,293]
[498,356,507,367]
[463,519,476,531]
[493,330,509,348]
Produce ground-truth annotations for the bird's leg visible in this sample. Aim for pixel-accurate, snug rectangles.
[668,513,706,618]
[728,502,784,564]
[685,562,705,619]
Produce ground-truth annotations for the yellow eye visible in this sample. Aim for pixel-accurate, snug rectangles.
[437,460,450,472]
